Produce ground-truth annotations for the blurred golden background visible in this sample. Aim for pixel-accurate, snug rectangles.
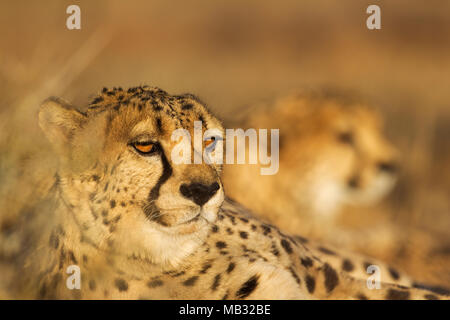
[0,1,449,284]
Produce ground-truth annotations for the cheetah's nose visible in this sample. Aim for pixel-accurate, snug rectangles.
[179,182,220,206]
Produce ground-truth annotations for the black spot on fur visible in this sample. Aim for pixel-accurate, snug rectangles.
[388,267,400,280]
[300,257,314,268]
[294,235,308,244]
[319,247,336,255]
[200,261,213,274]
[211,274,221,291]
[182,103,193,110]
[183,276,199,286]
[386,289,410,300]
[216,241,227,249]
[236,275,259,299]
[239,231,248,239]
[342,259,355,272]
[424,294,438,300]
[211,225,219,233]
[357,293,368,300]
[110,200,116,209]
[305,275,316,294]
[221,291,229,300]
[114,278,128,292]
[271,242,280,257]
[323,263,339,293]
[227,262,236,274]
[91,96,103,104]
[239,217,249,223]
[167,271,185,277]
[280,239,293,254]
[89,280,96,291]
[261,225,271,235]
[289,267,301,285]
[147,279,164,288]
[227,215,236,225]
[363,261,373,271]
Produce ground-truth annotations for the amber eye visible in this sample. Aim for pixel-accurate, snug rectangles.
[205,136,215,147]
[204,136,219,151]
[133,142,157,155]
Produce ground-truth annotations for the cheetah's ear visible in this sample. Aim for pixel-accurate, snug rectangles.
[39,97,87,151]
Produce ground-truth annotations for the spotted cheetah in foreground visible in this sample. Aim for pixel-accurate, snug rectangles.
[5,86,448,299]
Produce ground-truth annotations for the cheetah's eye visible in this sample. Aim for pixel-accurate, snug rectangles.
[133,142,158,155]
[204,136,221,152]
[204,136,215,148]
[337,131,354,145]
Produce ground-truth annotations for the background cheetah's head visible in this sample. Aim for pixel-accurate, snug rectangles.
[269,93,399,214]
[225,92,399,217]
[39,86,224,263]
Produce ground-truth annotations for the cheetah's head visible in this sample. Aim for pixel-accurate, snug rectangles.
[39,86,224,265]
[276,94,399,214]
[237,92,399,217]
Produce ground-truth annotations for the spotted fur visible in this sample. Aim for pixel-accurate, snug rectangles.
[3,86,448,300]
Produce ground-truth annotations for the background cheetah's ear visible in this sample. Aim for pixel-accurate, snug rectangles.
[39,97,87,151]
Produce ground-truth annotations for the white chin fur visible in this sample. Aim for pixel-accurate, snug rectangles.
[344,175,397,206]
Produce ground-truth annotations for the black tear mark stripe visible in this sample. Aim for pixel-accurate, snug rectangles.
[144,146,173,221]
[236,275,260,299]
[149,147,173,200]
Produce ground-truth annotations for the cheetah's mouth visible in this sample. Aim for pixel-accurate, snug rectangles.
[183,213,201,224]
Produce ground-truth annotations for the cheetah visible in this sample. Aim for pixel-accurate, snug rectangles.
[222,91,450,289]
[223,91,399,239]
[4,86,447,300]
